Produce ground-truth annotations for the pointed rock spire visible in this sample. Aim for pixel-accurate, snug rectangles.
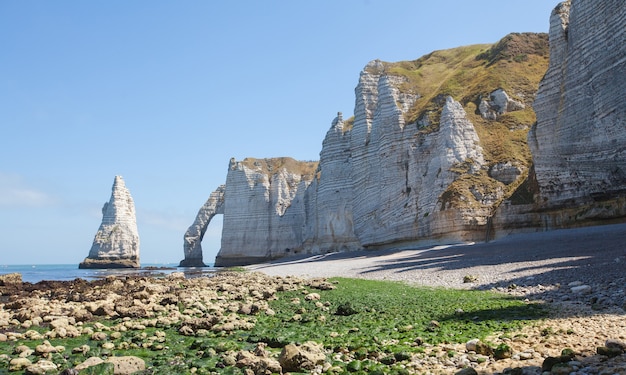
[79,176,140,269]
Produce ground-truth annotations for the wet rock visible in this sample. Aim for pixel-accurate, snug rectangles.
[597,346,623,357]
[279,341,326,372]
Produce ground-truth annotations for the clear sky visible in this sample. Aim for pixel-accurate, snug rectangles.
[0,1,559,265]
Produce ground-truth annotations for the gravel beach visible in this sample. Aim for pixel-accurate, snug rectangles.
[247,223,626,374]
[247,223,626,305]
[1,223,624,374]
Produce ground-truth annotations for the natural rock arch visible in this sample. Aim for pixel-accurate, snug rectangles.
[179,185,225,267]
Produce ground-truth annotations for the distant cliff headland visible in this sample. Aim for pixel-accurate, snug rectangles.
[182,0,625,267]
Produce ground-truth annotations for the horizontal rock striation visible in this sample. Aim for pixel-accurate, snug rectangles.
[214,158,318,266]
[80,176,140,269]
[193,33,553,266]
[530,0,626,208]
[187,13,624,264]
[301,113,361,254]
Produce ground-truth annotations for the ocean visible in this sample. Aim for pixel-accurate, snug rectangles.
[0,263,216,284]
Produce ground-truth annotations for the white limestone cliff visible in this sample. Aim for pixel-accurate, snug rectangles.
[302,113,361,253]
[530,0,626,207]
[214,158,317,266]
[180,185,225,267]
[350,66,486,248]
[79,176,140,269]
[186,4,626,265]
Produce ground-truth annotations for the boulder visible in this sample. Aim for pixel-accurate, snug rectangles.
[0,273,22,285]
[279,341,326,371]
[106,356,146,375]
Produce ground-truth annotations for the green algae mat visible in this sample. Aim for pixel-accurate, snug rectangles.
[0,276,546,374]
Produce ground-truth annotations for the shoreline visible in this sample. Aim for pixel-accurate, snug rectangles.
[1,222,625,374]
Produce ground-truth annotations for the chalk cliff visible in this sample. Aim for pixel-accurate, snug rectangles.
[214,158,318,266]
[80,176,140,269]
[203,34,549,266]
[530,0,626,208]
[188,2,625,266]
[180,185,225,267]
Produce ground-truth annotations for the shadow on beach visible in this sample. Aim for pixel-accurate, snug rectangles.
[248,222,626,316]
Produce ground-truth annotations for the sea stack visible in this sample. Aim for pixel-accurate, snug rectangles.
[79,176,140,269]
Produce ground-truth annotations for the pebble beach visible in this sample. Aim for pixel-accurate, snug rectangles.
[1,223,625,374]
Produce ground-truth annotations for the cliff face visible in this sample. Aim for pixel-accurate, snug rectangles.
[214,158,318,266]
[190,5,625,265]
[80,176,140,269]
[349,67,486,247]
[180,185,225,267]
[530,0,626,207]
[301,113,361,253]
[206,33,550,266]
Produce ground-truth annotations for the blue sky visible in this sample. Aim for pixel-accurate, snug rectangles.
[0,1,559,265]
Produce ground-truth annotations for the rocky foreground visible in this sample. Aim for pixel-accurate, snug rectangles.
[0,269,624,375]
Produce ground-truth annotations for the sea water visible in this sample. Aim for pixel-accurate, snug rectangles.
[0,263,216,284]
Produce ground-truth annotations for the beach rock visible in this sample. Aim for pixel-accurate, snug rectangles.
[570,285,592,294]
[0,273,22,285]
[35,340,62,355]
[80,176,140,269]
[75,357,105,371]
[9,357,32,371]
[106,356,146,375]
[605,339,626,351]
[466,339,480,352]
[454,368,478,375]
[278,341,326,371]
[24,359,57,375]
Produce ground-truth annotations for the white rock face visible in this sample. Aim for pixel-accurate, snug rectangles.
[206,63,489,265]
[530,0,626,206]
[192,8,626,264]
[479,89,525,120]
[350,69,486,247]
[80,176,140,269]
[302,113,361,253]
[180,185,225,267]
[215,158,317,266]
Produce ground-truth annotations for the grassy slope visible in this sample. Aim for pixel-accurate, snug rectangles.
[374,33,549,210]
